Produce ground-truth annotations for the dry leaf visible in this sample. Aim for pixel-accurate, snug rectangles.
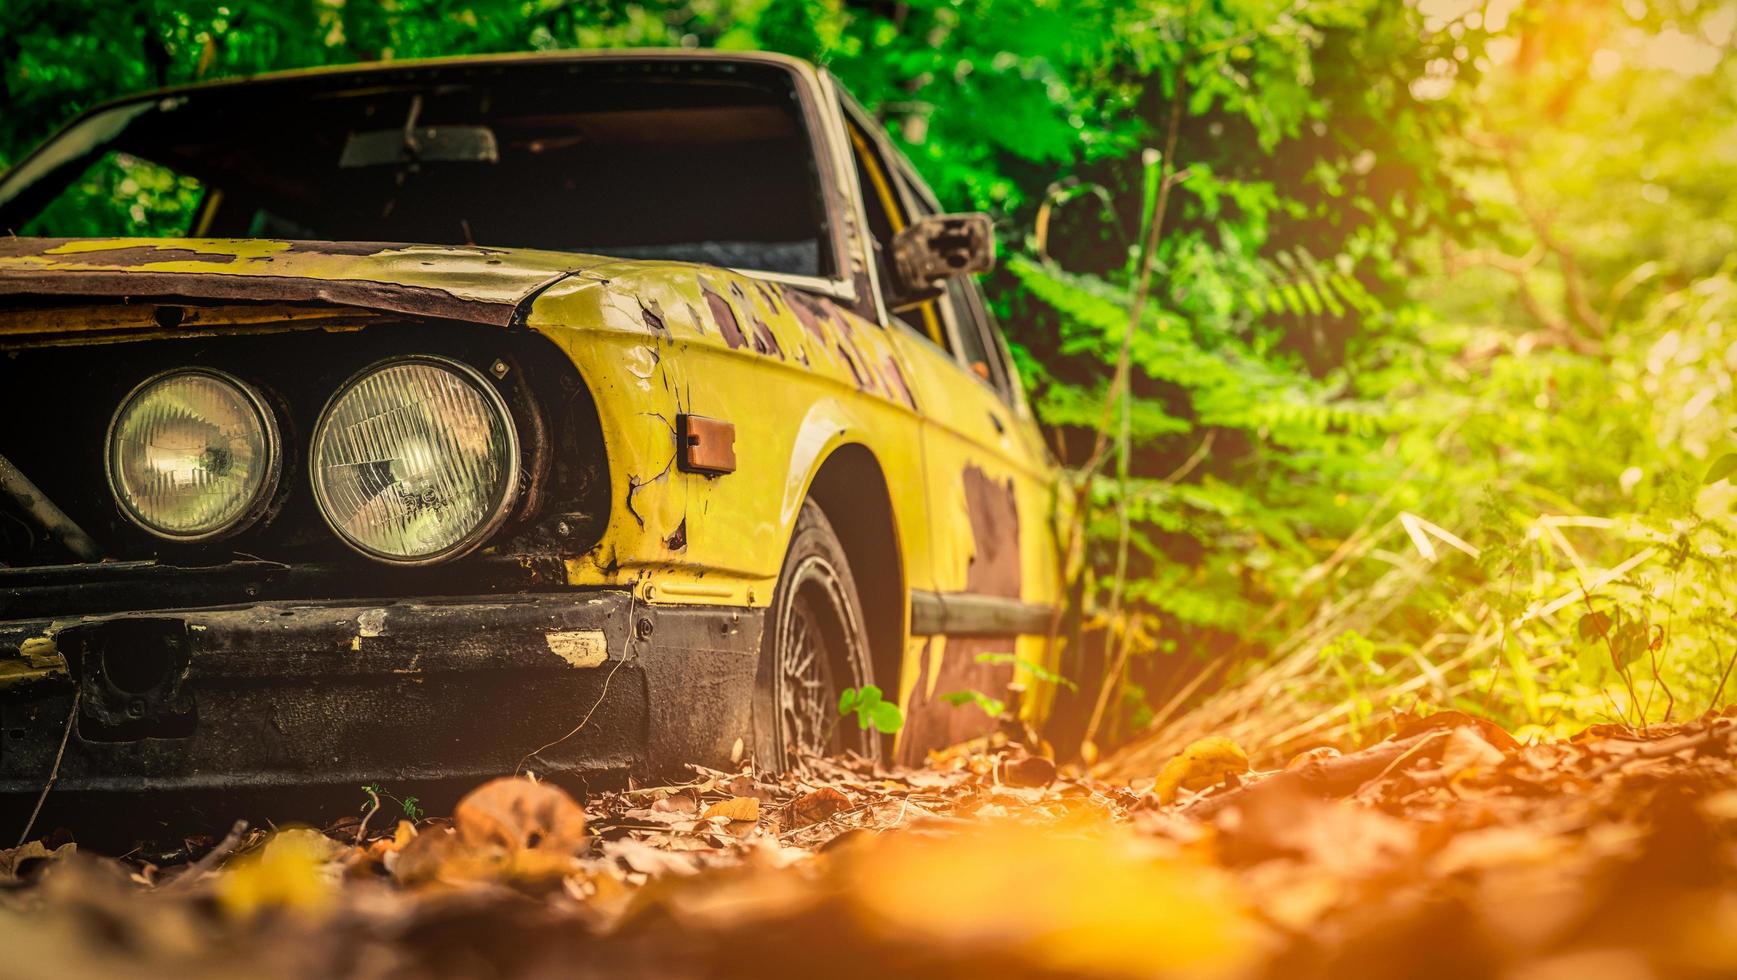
[848,823,1263,978]
[1397,709,1521,752]
[0,840,74,883]
[786,787,851,828]
[603,838,703,877]
[1218,777,1415,878]
[455,777,588,853]
[1285,746,1341,770]
[1154,737,1250,804]
[1003,755,1058,788]
[701,796,760,823]
[392,778,588,887]
[1440,726,1507,778]
[217,829,339,920]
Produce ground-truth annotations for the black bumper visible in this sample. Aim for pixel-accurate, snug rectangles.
[0,591,762,838]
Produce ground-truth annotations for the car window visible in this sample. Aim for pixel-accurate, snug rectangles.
[951,278,1007,389]
[1,62,834,279]
[843,119,947,345]
[19,151,204,238]
[876,151,1014,403]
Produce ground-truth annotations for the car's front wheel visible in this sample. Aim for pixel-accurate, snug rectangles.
[753,499,878,771]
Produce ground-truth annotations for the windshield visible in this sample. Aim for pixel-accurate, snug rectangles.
[0,59,834,278]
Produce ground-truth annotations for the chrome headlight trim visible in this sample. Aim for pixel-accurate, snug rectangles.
[309,354,521,566]
[104,367,283,543]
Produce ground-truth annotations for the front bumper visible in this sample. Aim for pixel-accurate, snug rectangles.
[0,590,762,838]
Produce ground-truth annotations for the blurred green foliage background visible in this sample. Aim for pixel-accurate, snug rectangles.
[2,0,1732,755]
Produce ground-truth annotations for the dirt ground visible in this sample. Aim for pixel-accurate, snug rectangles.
[2,711,1735,980]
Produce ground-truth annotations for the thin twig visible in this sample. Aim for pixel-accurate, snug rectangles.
[1576,580,1643,731]
[161,819,249,892]
[1353,729,1451,795]
[1651,568,1679,722]
[1708,635,1737,713]
[1079,66,1191,753]
[518,654,630,775]
[355,786,381,844]
[1158,429,1217,485]
[16,690,79,847]
[1481,564,1518,712]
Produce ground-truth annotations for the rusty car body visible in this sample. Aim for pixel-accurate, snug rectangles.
[0,50,1064,832]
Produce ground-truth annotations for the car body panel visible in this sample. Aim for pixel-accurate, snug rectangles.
[0,50,1070,797]
[0,236,603,326]
[523,258,935,607]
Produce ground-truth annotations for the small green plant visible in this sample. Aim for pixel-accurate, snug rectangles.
[838,684,903,734]
[971,651,1080,692]
[941,652,1078,720]
[1319,631,1380,740]
[941,689,1007,718]
[361,782,424,823]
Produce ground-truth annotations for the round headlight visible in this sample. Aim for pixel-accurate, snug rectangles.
[106,369,281,541]
[310,356,519,564]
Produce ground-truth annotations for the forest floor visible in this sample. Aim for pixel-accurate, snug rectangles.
[2,711,1736,979]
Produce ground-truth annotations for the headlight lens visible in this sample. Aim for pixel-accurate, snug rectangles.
[107,369,281,540]
[310,356,519,564]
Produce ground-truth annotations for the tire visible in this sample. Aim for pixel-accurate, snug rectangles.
[753,499,879,771]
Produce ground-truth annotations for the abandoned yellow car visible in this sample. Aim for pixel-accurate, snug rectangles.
[0,50,1063,829]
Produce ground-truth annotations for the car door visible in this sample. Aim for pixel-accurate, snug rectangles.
[836,103,1064,761]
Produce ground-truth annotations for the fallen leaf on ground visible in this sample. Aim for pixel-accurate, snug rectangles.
[216,828,338,921]
[700,796,760,823]
[455,777,588,853]
[1154,736,1251,804]
[1285,746,1341,770]
[0,840,74,883]
[1003,754,1058,787]
[1439,725,1508,778]
[785,787,851,828]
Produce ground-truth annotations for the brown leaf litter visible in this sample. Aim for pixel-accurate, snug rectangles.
[2,712,1736,979]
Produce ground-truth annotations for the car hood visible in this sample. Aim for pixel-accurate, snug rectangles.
[0,237,619,326]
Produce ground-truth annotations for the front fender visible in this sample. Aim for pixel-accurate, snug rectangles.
[523,260,930,608]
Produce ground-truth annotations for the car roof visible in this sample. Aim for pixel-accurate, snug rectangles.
[79,48,823,115]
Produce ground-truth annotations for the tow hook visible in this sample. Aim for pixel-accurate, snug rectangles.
[55,618,197,741]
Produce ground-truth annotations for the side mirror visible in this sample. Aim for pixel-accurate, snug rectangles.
[887,212,995,309]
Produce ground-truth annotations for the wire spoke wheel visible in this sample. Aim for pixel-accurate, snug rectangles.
[774,564,850,756]
[755,501,878,771]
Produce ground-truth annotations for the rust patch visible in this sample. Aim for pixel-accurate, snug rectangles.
[899,637,1016,765]
[828,306,856,337]
[684,302,707,336]
[786,289,830,343]
[962,466,1021,597]
[900,465,1025,764]
[882,354,916,410]
[281,241,394,256]
[639,298,667,333]
[835,339,869,389]
[36,245,239,267]
[664,518,688,552]
[281,241,513,256]
[703,288,747,350]
[0,269,520,326]
[750,317,783,359]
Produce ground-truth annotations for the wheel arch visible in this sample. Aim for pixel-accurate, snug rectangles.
[802,442,906,695]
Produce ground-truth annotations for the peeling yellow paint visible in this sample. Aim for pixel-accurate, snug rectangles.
[1,227,1068,714]
[0,635,67,689]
